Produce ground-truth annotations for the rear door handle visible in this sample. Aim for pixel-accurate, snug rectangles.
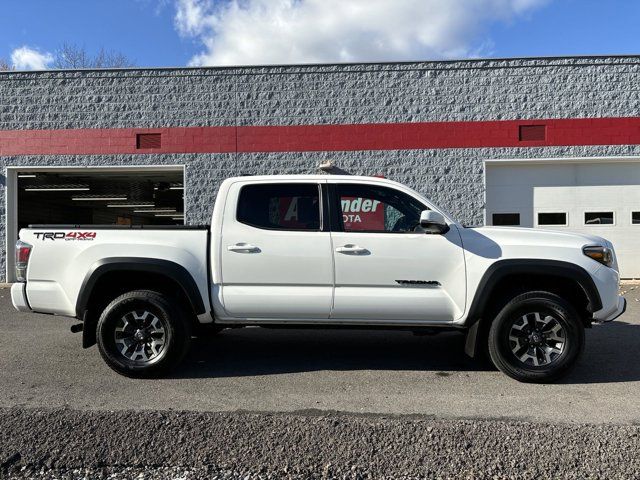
[335,244,369,255]
[227,243,260,253]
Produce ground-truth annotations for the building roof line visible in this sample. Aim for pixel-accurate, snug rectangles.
[2,53,640,77]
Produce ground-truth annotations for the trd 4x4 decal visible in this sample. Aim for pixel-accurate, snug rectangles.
[34,232,97,241]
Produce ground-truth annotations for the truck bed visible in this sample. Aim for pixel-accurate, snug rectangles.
[18,225,211,318]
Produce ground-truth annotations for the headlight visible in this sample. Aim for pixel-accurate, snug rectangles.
[583,245,614,267]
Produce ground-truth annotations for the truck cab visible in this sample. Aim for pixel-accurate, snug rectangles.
[210,176,466,324]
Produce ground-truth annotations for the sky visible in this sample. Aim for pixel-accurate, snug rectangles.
[1,0,640,70]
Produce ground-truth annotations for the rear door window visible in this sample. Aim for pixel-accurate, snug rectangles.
[237,183,321,231]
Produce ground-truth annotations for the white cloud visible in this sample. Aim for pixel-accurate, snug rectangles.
[11,46,54,70]
[174,0,550,66]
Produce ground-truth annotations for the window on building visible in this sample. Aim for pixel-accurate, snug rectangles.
[585,212,614,225]
[538,212,567,226]
[632,212,640,225]
[237,183,320,231]
[335,184,427,233]
[492,213,520,226]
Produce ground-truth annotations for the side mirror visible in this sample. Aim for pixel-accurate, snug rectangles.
[419,210,450,234]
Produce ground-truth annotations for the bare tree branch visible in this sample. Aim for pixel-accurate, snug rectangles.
[0,58,12,71]
[52,43,135,69]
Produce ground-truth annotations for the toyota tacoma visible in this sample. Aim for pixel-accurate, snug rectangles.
[12,175,626,382]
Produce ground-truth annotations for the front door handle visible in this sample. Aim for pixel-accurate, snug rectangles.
[335,244,369,255]
[227,243,260,253]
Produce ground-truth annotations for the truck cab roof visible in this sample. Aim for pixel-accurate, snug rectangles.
[222,174,407,188]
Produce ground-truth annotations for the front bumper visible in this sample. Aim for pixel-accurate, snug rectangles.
[595,295,626,323]
[11,283,31,312]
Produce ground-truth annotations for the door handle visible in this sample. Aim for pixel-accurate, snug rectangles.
[335,244,369,255]
[227,243,260,253]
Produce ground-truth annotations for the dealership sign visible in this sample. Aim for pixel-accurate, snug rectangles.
[278,196,384,230]
[340,197,384,230]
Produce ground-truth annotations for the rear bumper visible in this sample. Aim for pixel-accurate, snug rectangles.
[11,283,31,312]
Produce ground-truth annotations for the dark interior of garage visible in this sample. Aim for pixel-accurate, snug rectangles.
[17,170,184,229]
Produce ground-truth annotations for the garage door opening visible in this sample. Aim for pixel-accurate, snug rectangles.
[16,169,185,229]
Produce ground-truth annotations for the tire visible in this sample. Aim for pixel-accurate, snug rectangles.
[96,290,191,378]
[488,291,585,383]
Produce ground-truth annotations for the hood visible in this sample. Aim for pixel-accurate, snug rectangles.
[457,226,613,263]
[467,226,609,248]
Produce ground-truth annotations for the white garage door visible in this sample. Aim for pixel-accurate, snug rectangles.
[486,161,640,278]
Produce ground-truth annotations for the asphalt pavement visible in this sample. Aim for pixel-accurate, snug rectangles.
[3,284,640,478]
[1,284,640,424]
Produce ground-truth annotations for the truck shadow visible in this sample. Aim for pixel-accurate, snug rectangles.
[558,320,640,385]
[172,319,640,384]
[173,328,489,378]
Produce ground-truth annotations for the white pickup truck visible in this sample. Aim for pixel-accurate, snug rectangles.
[12,175,625,382]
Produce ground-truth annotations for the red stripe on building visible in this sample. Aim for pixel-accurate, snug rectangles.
[1,118,640,156]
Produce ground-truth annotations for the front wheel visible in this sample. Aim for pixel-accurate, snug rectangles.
[488,291,585,383]
[96,290,191,378]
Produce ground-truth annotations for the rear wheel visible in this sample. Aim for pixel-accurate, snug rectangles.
[488,291,584,383]
[96,290,191,378]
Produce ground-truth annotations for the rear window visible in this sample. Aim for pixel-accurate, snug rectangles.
[237,183,321,231]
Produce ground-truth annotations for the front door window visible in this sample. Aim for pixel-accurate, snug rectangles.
[335,184,427,233]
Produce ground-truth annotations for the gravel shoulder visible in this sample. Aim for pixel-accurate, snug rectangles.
[2,407,640,479]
